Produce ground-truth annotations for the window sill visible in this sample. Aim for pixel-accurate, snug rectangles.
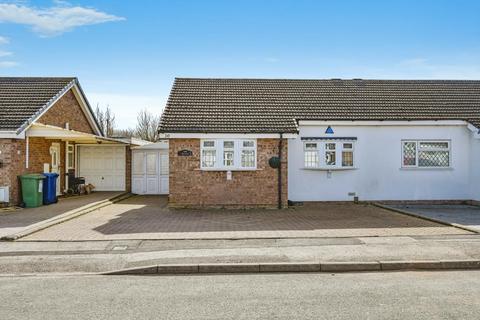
[196,168,261,172]
[301,167,358,171]
[400,167,453,171]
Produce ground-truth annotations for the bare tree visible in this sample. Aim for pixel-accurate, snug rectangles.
[95,104,116,137]
[113,128,135,138]
[135,109,160,142]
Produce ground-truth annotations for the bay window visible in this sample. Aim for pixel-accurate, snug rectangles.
[303,140,355,169]
[201,139,257,170]
[402,140,450,168]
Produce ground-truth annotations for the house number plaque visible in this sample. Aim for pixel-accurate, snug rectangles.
[178,149,193,156]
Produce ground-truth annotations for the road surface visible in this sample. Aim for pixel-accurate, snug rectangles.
[1,271,480,319]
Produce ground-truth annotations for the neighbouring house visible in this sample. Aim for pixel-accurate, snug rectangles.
[158,78,480,208]
[0,77,135,206]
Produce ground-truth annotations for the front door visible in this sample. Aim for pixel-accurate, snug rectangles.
[50,143,61,195]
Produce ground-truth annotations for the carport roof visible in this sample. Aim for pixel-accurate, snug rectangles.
[27,123,127,144]
[159,78,480,133]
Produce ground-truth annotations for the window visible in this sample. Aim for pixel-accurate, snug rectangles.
[223,141,235,167]
[241,140,256,168]
[67,144,74,169]
[303,140,355,168]
[200,139,257,170]
[342,143,354,167]
[201,140,216,168]
[402,140,450,168]
[325,143,336,166]
[304,143,318,168]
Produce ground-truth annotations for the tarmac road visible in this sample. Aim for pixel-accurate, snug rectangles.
[1,270,480,319]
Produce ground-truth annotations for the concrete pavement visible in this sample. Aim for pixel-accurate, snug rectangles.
[2,271,480,319]
[3,234,480,274]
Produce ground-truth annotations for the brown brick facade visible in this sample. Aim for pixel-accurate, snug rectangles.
[37,89,96,134]
[168,138,288,208]
[0,89,99,205]
[0,137,68,205]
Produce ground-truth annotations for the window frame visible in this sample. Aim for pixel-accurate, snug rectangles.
[200,139,257,170]
[303,140,356,169]
[201,140,217,169]
[401,140,451,169]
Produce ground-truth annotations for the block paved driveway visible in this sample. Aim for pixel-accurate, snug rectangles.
[23,196,469,241]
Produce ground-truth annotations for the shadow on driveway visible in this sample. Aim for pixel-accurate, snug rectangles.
[390,204,480,232]
[92,196,451,235]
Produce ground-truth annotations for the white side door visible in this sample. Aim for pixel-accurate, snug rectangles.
[145,151,159,194]
[132,151,146,194]
[50,142,61,195]
[159,150,169,194]
[131,149,169,195]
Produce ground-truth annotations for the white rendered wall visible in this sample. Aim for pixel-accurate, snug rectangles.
[469,134,480,201]
[288,124,474,201]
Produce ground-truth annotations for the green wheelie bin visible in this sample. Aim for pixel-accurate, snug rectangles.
[19,174,45,208]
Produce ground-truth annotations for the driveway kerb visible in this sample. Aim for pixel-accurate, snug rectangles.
[0,193,134,241]
[102,259,480,275]
[373,203,480,234]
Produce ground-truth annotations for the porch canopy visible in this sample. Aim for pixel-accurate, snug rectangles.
[26,123,127,144]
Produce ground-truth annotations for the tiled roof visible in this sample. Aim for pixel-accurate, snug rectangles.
[0,77,75,131]
[159,78,480,133]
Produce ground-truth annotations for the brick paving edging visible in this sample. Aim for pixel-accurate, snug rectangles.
[104,260,480,275]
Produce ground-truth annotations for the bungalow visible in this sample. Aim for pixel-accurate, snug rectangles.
[0,77,133,206]
[158,78,480,208]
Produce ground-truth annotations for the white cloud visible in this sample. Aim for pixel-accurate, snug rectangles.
[0,36,8,44]
[88,93,167,129]
[0,3,125,37]
[0,50,12,57]
[0,61,18,68]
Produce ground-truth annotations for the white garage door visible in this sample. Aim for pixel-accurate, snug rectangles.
[132,150,169,195]
[78,146,126,191]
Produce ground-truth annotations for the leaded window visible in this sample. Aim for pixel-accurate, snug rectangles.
[402,140,450,168]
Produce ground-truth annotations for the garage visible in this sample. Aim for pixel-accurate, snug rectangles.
[131,141,169,195]
[77,145,126,191]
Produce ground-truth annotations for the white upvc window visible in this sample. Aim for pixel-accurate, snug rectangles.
[402,140,450,168]
[303,140,355,169]
[200,139,257,170]
[201,140,217,168]
[240,140,256,168]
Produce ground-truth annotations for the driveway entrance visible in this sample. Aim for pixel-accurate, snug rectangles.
[0,192,123,239]
[23,196,469,241]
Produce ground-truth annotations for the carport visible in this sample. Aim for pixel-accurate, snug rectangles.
[27,123,130,193]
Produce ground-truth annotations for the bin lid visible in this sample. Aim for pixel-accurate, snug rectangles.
[20,173,46,180]
[43,172,59,178]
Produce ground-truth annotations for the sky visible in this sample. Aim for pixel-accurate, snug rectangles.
[0,0,479,128]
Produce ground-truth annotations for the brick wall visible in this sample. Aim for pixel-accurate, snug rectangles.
[0,138,23,205]
[0,137,67,205]
[169,138,288,208]
[37,89,95,134]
